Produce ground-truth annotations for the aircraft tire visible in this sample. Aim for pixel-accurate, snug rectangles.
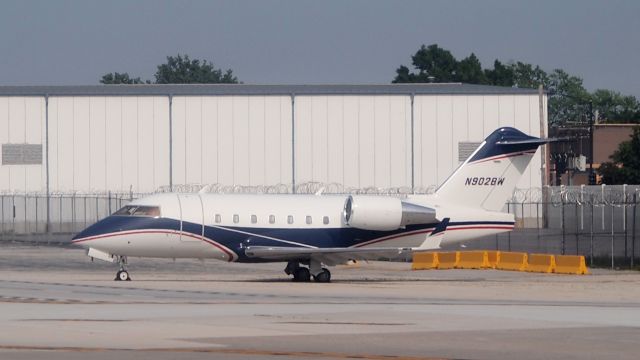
[314,269,331,283]
[115,270,131,281]
[293,267,311,282]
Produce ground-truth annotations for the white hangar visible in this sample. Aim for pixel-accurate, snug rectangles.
[0,84,547,195]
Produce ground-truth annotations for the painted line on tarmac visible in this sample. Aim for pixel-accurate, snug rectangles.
[0,345,450,360]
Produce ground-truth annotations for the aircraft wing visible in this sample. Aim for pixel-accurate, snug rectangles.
[244,217,450,266]
[243,246,415,266]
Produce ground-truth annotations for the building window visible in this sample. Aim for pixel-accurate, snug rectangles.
[215,214,221,223]
[269,215,275,224]
[287,215,294,224]
[233,214,239,223]
[251,215,257,224]
[306,216,312,225]
[323,216,330,225]
[2,143,42,165]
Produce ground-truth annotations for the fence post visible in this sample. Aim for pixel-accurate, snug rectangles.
[590,201,594,267]
[561,186,566,255]
[611,202,615,269]
[580,184,585,230]
[575,201,579,255]
[12,195,15,242]
[24,194,28,235]
[632,192,637,268]
[601,184,606,230]
[83,196,87,229]
[1,195,4,235]
[623,184,628,260]
[35,196,38,238]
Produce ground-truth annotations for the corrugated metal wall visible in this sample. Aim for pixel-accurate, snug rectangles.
[0,92,545,194]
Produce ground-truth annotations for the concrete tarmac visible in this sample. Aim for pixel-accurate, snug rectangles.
[1,245,639,360]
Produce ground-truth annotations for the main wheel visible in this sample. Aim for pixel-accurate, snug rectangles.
[292,267,311,282]
[115,270,131,281]
[313,268,331,283]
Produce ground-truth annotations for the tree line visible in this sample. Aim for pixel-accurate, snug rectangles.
[100,54,238,85]
[393,44,640,125]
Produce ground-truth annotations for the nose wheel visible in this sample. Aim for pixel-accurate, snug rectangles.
[114,256,131,281]
[115,269,131,281]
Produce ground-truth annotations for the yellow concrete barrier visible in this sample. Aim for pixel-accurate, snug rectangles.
[526,254,556,273]
[555,255,589,275]
[412,252,439,270]
[496,252,528,271]
[485,251,500,269]
[457,251,490,269]
[437,252,459,269]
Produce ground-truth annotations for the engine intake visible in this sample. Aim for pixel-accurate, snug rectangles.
[343,195,437,231]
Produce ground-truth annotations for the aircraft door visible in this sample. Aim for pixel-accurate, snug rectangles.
[177,194,205,242]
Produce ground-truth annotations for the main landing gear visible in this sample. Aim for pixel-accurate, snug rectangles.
[285,260,331,283]
[114,255,131,281]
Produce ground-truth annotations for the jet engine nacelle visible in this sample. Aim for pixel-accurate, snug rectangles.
[343,195,437,231]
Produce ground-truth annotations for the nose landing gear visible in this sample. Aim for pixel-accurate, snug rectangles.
[114,256,131,281]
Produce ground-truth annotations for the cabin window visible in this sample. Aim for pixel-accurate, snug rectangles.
[306,215,312,224]
[269,215,276,224]
[114,205,161,217]
[251,215,257,224]
[215,214,221,223]
[323,216,330,225]
[233,214,239,223]
[287,215,294,224]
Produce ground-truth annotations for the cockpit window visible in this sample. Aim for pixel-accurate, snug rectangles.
[113,205,161,217]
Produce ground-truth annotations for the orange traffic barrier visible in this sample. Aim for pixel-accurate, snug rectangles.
[555,255,589,275]
[526,254,556,273]
[437,252,459,269]
[457,251,490,269]
[496,252,528,271]
[485,251,500,269]
[412,252,439,270]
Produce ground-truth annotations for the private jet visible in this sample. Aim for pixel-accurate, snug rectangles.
[72,127,550,282]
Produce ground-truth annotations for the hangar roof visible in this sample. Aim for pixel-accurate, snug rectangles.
[0,83,540,97]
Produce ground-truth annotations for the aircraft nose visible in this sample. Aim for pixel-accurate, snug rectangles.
[71,217,114,243]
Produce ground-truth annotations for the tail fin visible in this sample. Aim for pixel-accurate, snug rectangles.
[435,127,549,211]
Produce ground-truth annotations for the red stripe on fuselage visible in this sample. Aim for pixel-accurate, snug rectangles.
[470,150,537,165]
[72,229,236,262]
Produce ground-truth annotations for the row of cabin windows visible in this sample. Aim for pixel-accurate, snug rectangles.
[214,214,330,225]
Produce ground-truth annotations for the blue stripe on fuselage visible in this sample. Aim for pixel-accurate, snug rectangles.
[72,215,513,262]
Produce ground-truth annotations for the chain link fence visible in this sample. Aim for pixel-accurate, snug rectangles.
[500,185,640,268]
[1,184,638,268]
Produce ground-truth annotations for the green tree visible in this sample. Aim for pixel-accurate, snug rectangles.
[591,89,640,123]
[393,44,458,83]
[511,62,548,89]
[597,127,640,184]
[455,53,487,84]
[547,69,590,125]
[484,60,514,86]
[100,72,146,84]
[154,54,238,84]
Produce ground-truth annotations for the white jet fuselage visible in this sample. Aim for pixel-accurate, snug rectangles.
[72,192,513,262]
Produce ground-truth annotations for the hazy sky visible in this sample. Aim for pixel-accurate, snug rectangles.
[1,0,639,97]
